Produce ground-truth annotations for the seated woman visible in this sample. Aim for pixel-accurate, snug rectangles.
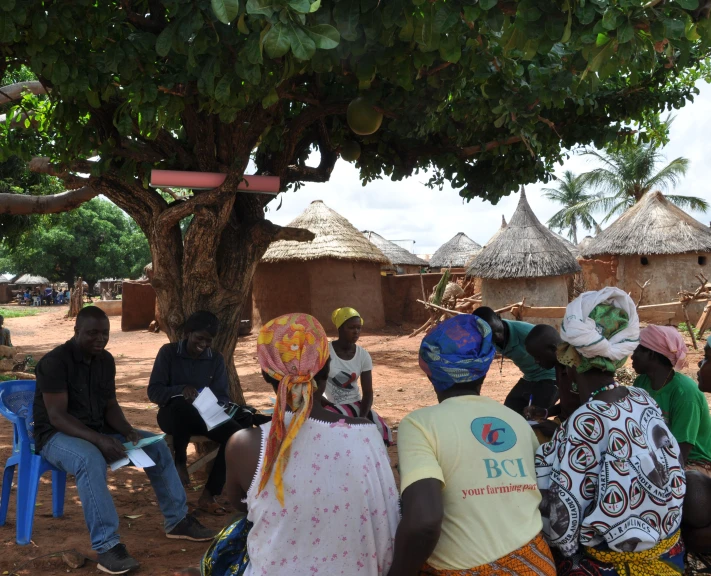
[147,310,243,515]
[536,287,686,575]
[323,307,392,445]
[202,313,400,576]
[389,314,555,576]
[632,325,711,473]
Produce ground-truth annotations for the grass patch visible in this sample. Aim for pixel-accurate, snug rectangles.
[0,307,39,318]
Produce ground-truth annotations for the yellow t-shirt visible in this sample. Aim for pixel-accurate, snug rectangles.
[398,395,543,570]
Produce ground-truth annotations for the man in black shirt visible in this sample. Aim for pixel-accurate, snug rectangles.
[34,306,214,574]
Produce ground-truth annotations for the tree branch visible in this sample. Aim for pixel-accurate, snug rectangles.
[0,81,47,105]
[0,187,99,215]
[459,136,523,157]
[283,119,339,186]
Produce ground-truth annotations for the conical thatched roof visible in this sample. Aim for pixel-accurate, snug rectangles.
[578,236,594,253]
[14,274,50,285]
[362,231,428,267]
[552,231,579,258]
[429,233,482,268]
[262,200,388,264]
[467,189,581,279]
[484,215,507,248]
[582,191,711,258]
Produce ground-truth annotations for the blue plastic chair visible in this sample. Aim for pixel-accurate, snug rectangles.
[0,380,66,545]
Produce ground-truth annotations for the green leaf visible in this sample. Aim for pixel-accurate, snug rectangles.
[306,24,340,49]
[676,0,699,8]
[433,5,458,34]
[601,8,623,31]
[664,18,685,39]
[561,1,572,43]
[246,33,263,63]
[595,32,610,46]
[31,10,47,39]
[289,0,311,13]
[480,0,497,9]
[156,26,174,57]
[398,13,414,41]
[214,75,232,102]
[238,14,250,34]
[246,0,282,17]
[288,23,316,59]
[87,91,101,108]
[309,0,321,12]
[588,39,616,72]
[0,0,15,12]
[617,20,633,43]
[577,3,596,26]
[439,34,461,63]
[263,22,291,57]
[334,0,360,42]
[211,0,241,24]
[0,12,15,41]
[685,20,701,41]
[262,87,279,108]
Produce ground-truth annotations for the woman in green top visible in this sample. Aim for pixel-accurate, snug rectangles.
[632,325,711,470]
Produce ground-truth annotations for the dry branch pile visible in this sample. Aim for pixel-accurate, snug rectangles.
[409,275,482,337]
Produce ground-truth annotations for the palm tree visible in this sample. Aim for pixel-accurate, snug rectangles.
[543,171,599,244]
[578,140,708,223]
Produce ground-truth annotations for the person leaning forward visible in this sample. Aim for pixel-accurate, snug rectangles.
[33,306,214,576]
[472,307,558,416]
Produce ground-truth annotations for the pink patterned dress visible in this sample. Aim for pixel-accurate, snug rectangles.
[244,415,400,575]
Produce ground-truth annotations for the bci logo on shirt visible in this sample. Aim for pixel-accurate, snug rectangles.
[471,417,518,453]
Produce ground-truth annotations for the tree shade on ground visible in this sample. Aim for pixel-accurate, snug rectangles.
[1,0,711,399]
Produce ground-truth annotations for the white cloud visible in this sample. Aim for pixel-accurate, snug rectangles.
[265,81,711,254]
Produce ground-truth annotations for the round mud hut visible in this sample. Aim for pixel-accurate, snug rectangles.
[253,200,389,329]
[466,189,581,325]
[429,232,482,270]
[580,190,711,322]
[362,231,428,275]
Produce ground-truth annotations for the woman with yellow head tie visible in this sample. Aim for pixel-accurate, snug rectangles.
[323,307,393,445]
[201,313,400,576]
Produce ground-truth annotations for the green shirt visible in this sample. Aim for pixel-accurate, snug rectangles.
[634,372,711,463]
[496,320,556,383]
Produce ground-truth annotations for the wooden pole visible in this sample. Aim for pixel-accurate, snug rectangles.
[419,272,426,303]
[682,303,698,350]
[416,299,464,316]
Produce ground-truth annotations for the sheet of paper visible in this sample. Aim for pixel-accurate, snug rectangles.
[110,456,130,471]
[127,448,156,469]
[193,388,232,431]
[123,433,165,451]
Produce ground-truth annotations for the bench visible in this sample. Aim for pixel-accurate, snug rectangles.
[164,435,220,475]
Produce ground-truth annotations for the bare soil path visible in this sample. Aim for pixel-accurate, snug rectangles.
[0,307,705,575]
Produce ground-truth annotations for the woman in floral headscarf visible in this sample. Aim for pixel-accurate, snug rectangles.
[201,313,400,576]
[535,288,686,576]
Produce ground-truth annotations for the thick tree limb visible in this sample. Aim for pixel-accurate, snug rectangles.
[29,156,95,176]
[0,186,99,215]
[459,136,523,157]
[0,81,47,105]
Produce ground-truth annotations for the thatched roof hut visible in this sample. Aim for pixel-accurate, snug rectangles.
[254,200,388,329]
[578,236,594,254]
[579,191,711,322]
[14,274,50,286]
[552,232,580,258]
[467,189,581,280]
[582,190,711,257]
[484,216,507,248]
[429,232,481,269]
[262,200,388,264]
[467,189,580,325]
[362,231,428,274]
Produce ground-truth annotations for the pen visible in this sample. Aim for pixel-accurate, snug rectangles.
[528,394,533,407]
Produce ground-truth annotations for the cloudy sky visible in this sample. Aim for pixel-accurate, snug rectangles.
[263,80,711,256]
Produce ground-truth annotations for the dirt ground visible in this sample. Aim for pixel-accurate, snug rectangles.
[0,307,707,575]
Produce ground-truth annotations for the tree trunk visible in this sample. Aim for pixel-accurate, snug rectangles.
[138,189,279,404]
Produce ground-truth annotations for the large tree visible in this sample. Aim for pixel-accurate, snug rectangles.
[2,0,711,400]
